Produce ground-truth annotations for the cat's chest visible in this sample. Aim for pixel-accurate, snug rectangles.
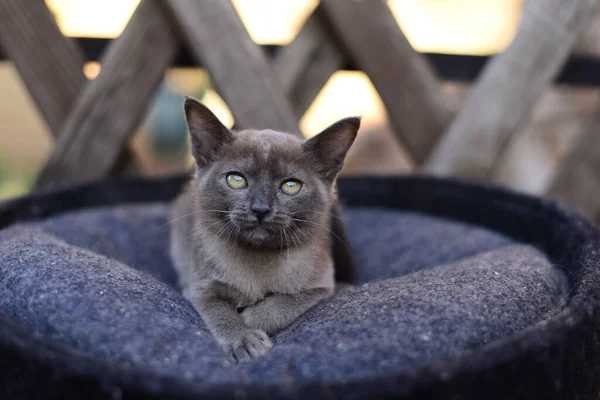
[235,253,308,296]
[206,242,322,301]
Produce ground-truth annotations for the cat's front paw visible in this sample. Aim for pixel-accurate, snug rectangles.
[221,329,273,362]
[240,305,264,331]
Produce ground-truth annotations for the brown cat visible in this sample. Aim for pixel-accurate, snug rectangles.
[170,97,359,362]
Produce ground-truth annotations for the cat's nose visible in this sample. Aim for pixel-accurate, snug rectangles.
[251,203,271,220]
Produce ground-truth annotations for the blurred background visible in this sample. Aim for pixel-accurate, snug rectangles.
[1,0,597,202]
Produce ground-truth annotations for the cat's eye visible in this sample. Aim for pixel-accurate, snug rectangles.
[226,173,248,189]
[280,180,302,196]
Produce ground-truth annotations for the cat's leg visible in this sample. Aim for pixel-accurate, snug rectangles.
[240,287,333,335]
[194,280,273,362]
[169,240,195,298]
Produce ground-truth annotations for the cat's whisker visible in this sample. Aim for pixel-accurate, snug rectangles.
[278,230,283,251]
[290,230,300,250]
[290,209,343,221]
[295,228,311,243]
[225,220,238,247]
[159,210,229,229]
[173,227,202,248]
[224,226,232,247]
[291,217,352,252]
[213,222,227,239]
[214,226,229,244]
[282,228,290,261]
[203,219,226,232]
[215,221,233,242]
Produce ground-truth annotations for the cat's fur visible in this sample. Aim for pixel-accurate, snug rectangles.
[170,97,359,362]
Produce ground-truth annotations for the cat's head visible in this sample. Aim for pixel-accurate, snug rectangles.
[184,97,359,249]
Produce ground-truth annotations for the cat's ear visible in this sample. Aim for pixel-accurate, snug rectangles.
[184,96,234,166]
[303,117,360,180]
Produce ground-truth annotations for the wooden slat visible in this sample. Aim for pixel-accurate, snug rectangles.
[162,0,299,135]
[425,0,597,178]
[273,7,346,119]
[547,5,600,222]
[36,0,179,188]
[546,112,600,221]
[320,0,454,164]
[0,0,140,177]
[0,0,86,136]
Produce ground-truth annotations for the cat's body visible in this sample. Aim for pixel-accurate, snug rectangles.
[172,184,333,306]
[170,98,359,362]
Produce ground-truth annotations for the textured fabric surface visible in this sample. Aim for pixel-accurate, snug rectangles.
[1,175,599,400]
[0,203,568,384]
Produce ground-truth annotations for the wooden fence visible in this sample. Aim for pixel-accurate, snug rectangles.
[0,0,599,222]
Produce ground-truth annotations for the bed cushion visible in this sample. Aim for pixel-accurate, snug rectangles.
[0,175,598,400]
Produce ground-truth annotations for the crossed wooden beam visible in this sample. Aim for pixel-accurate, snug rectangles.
[0,0,453,188]
[0,0,598,222]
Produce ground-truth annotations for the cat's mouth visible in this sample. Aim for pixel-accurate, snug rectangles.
[241,224,274,234]
[231,219,291,248]
[226,215,294,248]
[235,218,281,233]
[236,225,279,248]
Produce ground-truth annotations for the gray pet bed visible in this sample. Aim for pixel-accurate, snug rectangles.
[1,175,599,400]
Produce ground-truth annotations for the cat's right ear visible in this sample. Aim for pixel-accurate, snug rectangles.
[184,96,234,167]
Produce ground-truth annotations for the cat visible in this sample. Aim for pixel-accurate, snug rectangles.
[170,97,359,362]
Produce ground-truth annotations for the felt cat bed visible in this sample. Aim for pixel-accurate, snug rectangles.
[0,175,599,400]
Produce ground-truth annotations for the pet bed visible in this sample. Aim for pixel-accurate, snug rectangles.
[0,175,599,399]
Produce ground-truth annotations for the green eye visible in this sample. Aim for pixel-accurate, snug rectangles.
[226,173,247,189]
[280,180,302,196]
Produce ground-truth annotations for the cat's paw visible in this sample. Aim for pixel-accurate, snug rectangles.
[221,329,273,362]
[240,305,265,331]
[334,283,354,294]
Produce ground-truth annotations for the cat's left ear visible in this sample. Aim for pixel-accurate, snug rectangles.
[303,117,360,180]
